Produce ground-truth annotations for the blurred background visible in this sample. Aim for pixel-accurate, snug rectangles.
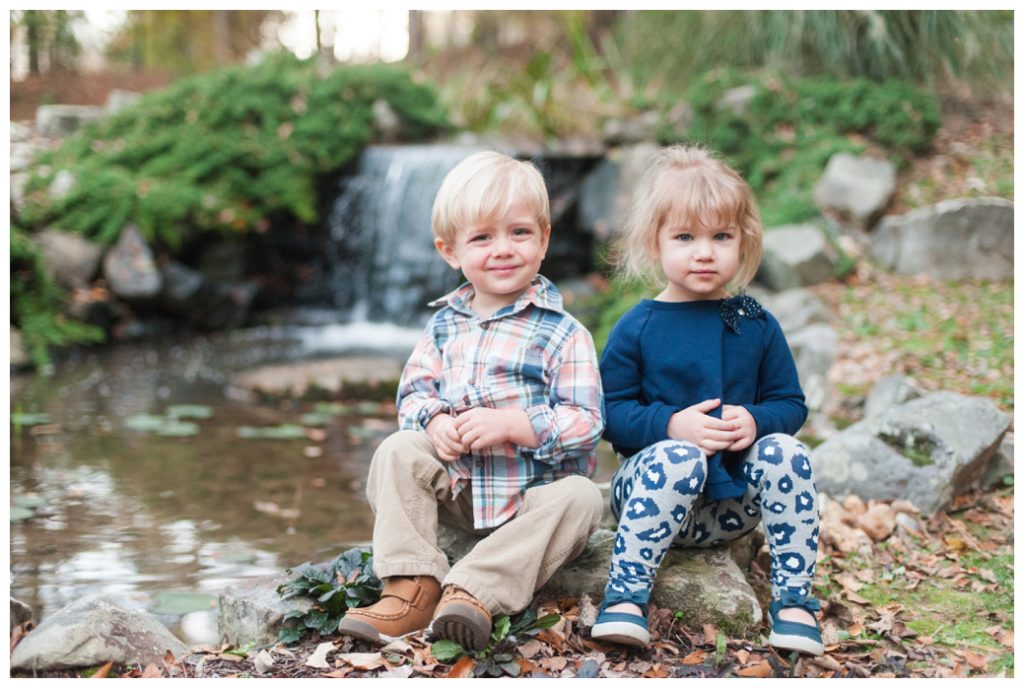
[8,9,1014,664]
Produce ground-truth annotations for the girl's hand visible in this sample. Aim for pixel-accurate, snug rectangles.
[666,398,742,455]
[453,408,538,452]
[426,414,466,462]
[722,404,757,452]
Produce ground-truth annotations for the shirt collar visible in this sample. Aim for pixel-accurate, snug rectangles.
[428,274,564,319]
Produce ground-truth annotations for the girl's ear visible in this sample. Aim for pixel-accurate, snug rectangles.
[435,237,461,270]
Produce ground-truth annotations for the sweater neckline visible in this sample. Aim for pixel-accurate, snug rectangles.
[642,298,725,310]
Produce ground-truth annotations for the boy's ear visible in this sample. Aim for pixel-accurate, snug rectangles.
[434,237,461,270]
[539,224,551,257]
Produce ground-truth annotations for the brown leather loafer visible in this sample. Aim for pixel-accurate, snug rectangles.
[337,575,441,643]
[429,585,493,651]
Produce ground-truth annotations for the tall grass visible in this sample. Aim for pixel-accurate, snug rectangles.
[614,10,1013,96]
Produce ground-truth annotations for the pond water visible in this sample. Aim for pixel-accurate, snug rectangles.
[9,320,617,644]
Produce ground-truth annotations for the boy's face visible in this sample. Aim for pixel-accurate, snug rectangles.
[435,199,550,314]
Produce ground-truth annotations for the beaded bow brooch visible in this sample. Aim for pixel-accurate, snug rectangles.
[719,294,765,334]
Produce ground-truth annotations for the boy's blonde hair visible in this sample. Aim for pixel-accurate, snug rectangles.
[432,151,550,245]
[616,145,764,290]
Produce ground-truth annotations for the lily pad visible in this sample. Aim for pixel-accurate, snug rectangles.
[151,592,217,615]
[356,401,385,415]
[167,405,213,420]
[13,494,47,510]
[11,413,53,426]
[10,506,35,522]
[125,413,169,432]
[300,414,330,427]
[314,402,351,416]
[156,421,200,437]
[238,424,307,440]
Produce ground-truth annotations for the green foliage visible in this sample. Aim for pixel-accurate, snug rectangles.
[662,69,940,225]
[277,547,383,644]
[615,10,1013,95]
[429,607,560,677]
[10,225,105,371]
[19,51,450,248]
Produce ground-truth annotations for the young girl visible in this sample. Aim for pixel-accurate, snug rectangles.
[591,146,823,656]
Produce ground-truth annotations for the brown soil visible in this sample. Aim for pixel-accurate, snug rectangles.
[10,68,177,122]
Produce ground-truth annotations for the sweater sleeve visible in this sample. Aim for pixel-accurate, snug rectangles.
[600,307,680,450]
[742,313,808,438]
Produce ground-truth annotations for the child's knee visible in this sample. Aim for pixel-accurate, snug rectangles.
[752,434,812,475]
[369,429,438,478]
[559,475,604,528]
[644,440,708,494]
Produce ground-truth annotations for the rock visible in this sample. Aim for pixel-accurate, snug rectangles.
[10,595,189,672]
[785,324,838,412]
[159,261,256,330]
[230,356,402,400]
[371,99,401,141]
[105,89,142,115]
[33,229,104,289]
[441,526,762,636]
[810,391,1012,514]
[103,224,162,300]
[48,169,77,200]
[11,121,34,142]
[11,172,30,214]
[717,84,757,117]
[813,153,897,226]
[10,141,38,172]
[578,143,659,240]
[894,512,924,538]
[856,503,897,542]
[601,111,660,146]
[982,434,1013,490]
[757,224,838,290]
[218,574,313,647]
[35,104,103,138]
[870,198,1013,280]
[11,597,34,630]
[756,288,833,335]
[864,375,925,420]
[11,329,32,370]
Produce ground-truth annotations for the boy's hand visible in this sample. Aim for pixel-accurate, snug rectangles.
[666,398,742,455]
[722,404,757,452]
[426,414,467,462]
[453,408,539,452]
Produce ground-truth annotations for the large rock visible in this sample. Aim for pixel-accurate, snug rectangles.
[758,225,837,290]
[982,434,1013,490]
[10,595,189,671]
[813,153,897,226]
[230,356,403,400]
[756,288,833,335]
[440,526,762,636]
[218,574,313,647]
[34,229,104,289]
[103,224,162,299]
[10,141,38,172]
[870,198,1013,280]
[578,143,659,240]
[35,104,103,138]
[810,392,1011,513]
[863,375,925,420]
[786,324,838,412]
[105,89,142,115]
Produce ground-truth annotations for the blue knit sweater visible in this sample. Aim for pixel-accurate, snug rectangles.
[600,296,808,500]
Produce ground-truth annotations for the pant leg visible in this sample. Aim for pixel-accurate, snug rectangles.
[443,474,604,615]
[365,429,455,583]
[675,433,820,599]
[603,440,708,605]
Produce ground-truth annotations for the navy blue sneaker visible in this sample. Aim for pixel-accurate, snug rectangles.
[768,591,824,656]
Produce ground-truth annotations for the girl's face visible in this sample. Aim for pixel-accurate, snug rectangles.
[654,216,741,302]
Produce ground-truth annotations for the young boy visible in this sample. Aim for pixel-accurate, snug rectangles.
[337,151,605,650]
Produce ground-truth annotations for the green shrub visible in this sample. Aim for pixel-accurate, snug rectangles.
[18,51,450,247]
[662,69,940,225]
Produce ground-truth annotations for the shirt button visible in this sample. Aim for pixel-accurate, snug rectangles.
[479,321,489,330]
[475,459,484,468]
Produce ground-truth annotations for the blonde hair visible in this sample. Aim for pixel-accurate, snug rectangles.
[615,145,764,291]
[432,151,550,245]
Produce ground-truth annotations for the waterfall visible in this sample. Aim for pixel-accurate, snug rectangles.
[327,145,483,326]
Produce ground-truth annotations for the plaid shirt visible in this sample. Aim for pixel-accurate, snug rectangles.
[397,274,604,529]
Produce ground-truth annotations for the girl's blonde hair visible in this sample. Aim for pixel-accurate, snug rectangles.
[615,145,764,291]
[432,151,550,245]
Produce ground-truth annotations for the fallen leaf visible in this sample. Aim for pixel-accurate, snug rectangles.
[380,665,414,679]
[962,650,987,670]
[515,658,537,675]
[683,650,707,665]
[321,667,353,678]
[995,630,1014,648]
[380,639,413,656]
[447,655,475,678]
[519,638,543,659]
[253,649,275,674]
[735,661,773,677]
[846,591,870,605]
[540,656,568,671]
[305,641,336,669]
[848,623,865,636]
[536,629,564,651]
[735,649,750,664]
[642,664,670,678]
[91,660,114,678]
[141,664,163,678]
[703,624,718,646]
[336,652,387,671]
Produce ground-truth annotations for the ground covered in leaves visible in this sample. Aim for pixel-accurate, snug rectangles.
[14,483,1012,679]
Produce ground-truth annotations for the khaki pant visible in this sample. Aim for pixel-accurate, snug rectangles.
[366,430,604,614]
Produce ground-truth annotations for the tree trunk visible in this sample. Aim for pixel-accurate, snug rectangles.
[213,10,230,65]
[25,10,41,75]
[407,10,424,64]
